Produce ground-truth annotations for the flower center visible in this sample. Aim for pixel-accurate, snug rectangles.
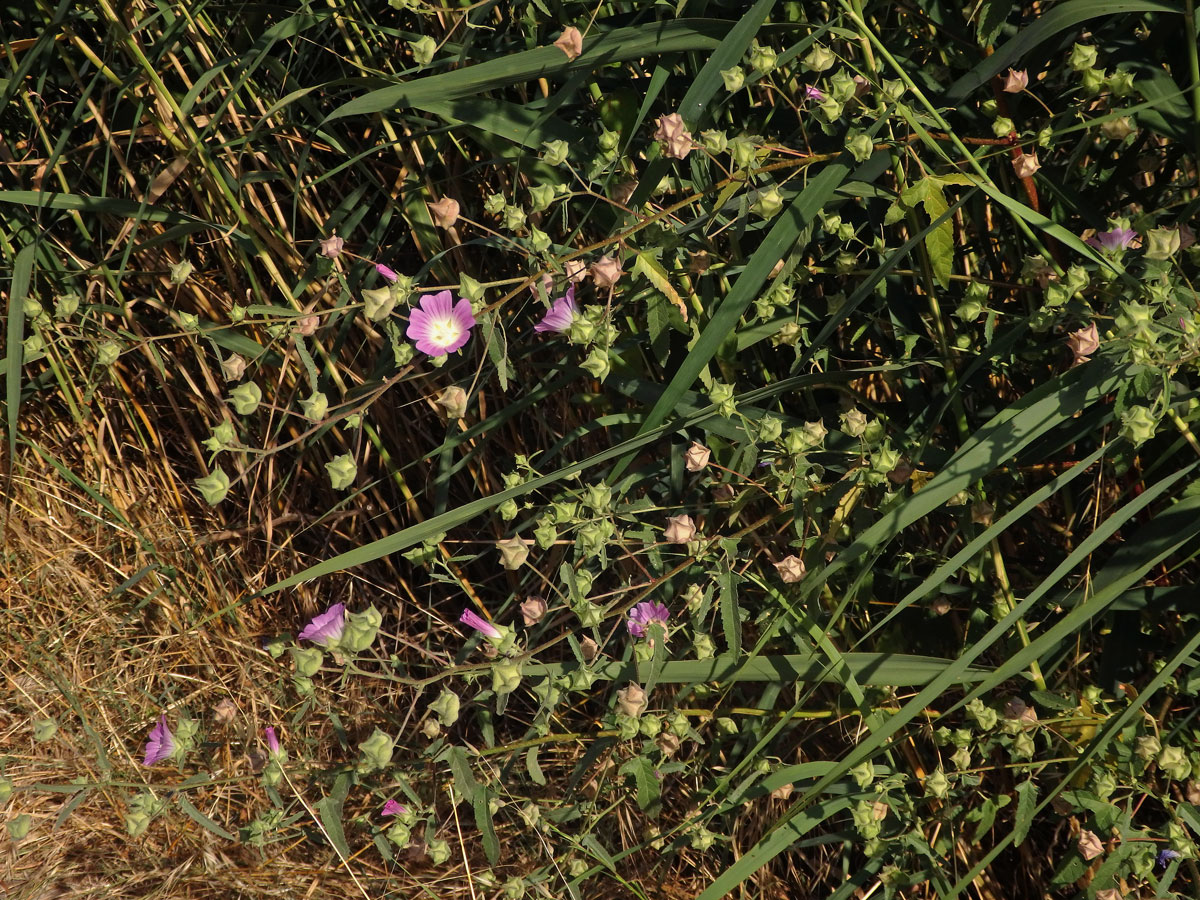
[427,314,463,349]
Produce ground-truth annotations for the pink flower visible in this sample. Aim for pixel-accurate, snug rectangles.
[265,727,280,755]
[804,85,824,100]
[143,714,175,766]
[535,285,578,334]
[627,601,670,639]
[406,290,476,356]
[459,608,501,640]
[375,263,399,283]
[299,602,346,646]
[381,799,407,817]
[1085,227,1137,253]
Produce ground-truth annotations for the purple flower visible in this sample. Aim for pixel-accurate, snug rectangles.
[804,85,824,101]
[534,285,578,334]
[375,263,399,283]
[265,727,280,755]
[298,602,346,646]
[627,601,670,639]
[1157,848,1181,868]
[143,714,175,766]
[406,290,477,356]
[459,608,501,640]
[1085,227,1137,253]
[381,799,407,817]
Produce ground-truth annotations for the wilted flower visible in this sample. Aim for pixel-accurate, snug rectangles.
[553,26,583,60]
[220,354,246,382]
[564,259,587,283]
[406,290,477,356]
[684,441,711,472]
[535,285,578,334]
[428,197,459,229]
[617,683,647,717]
[1013,152,1041,178]
[294,314,319,337]
[663,514,697,544]
[496,536,530,570]
[1085,227,1137,253]
[774,555,806,583]
[298,602,347,647]
[627,601,670,639]
[435,385,469,419]
[212,698,237,725]
[143,714,175,766]
[1066,323,1100,365]
[375,263,399,283]
[1078,830,1105,860]
[381,799,407,817]
[1001,68,1029,93]
[320,235,344,259]
[653,112,694,159]
[459,608,501,641]
[591,255,624,290]
[580,636,599,661]
[520,596,548,626]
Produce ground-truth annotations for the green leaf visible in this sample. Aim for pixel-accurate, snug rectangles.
[1012,779,1037,846]
[619,757,662,815]
[918,178,954,288]
[315,772,352,859]
[719,569,742,658]
[474,788,500,865]
[5,243,34,467]
[176,794,236,841]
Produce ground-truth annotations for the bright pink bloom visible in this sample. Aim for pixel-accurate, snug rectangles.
[143,714,175,766]
[805,85,824,100]
[265,727,280,755]
[381,799,407,817]
[375,263,399,283]
[627,601,670,638]
[459,608,501,640]
[406,290,476,356]
[534,285,578,334]
[299,602,346,646]
[1085,228,1137,253]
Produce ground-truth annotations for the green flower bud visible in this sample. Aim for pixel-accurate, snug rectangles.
[1158,746,1192,781]
[96,341,121,367]
[690,826,718,851]
[747,42,776,74]
[751,187,784,218]
[195,468,231,506]
[484,193,507,215]
[817,96,844,122]
[385,820,411,847]
[341,605,381,653]
[529,184,557,212]
[804,43,837,72]
[1090,768,1118,800]
[580,348,610,381]
[408,35,436,65]
[357,728,395,774]
[924,768,950,799]
[292,675,314,696]
[1107,69,1135,97]
[992,117,1015,138]
[1069,43,1098,71]
[700,129,728,153]
[169,259,193,285]
[22,296,42,319]
[55,292,80,319]
[576,519,613,558]
[21,333,44,359]
[955,298,984,322]
[362,286,396,322]
[534,516,557,550]
[846,132,874,162]
[841,408,869,438]
[1145,226,1181,261]
[492,659,523,695]
[721,66,745,92]
[229,304,247,324]
[597,128,620,152]
[542,140,570,166]
[694,632,716,659]
[498,498,519,521]
[851,760,875,788]
[428,837,452,865]
[229,382,261,415]
[708,381,736,417]
[503,204,527,233]
[1120,405,1158,446]
[1100,116,1135,140]
[872,444,901,475]
[729,135,758,171]
[33,718,57,742]
[1011,730,1035,760]
[881,79,905,102]
[529,227,552,253]
[1136,735,1161,760]
[300,391,328,421]
[291,646,324,676]
[757,415,783,443]
[715,716,738,735]
[583,482,612,514]
[570,567,595,598]
[1080,67,1107,97]
[325,453,357,490]
[429,688,460,726]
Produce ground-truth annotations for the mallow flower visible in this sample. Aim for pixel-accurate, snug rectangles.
[459,608,501,641]
[406,290,476,356]
[1085,227,1137,253]
[143,714,175,766]
[299,602,346,647]
[627,601,670,639]
[381,799,407,817]
[535,285,578,334]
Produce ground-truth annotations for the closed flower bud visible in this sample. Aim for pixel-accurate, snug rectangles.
[700,129,728,154]
[804,43,836,72]
[664,514,697,544]
[325,453,357,490]
[492,659,523,695]
[319,234,344,259]
[553,26,582,61]
[684,441,711,471]
[496,536,530,570]
[1120,405,1158,446]
[1002,68,1029,93]
[1145,226,1181,260]
[195,468,231,505]
[300,390,328,421]
[169,259,193,285]
[751,186,785,218]
[1012,152,1041,178]
[1100,116,1134,140]
[924,768,950,799]
[362,286,396,322]
[846,132,874,162]
[693,632,716,659]
[1158,745,1192,781]
[1069,43,1098,71]
[520,596,547,626]
[841,408,869,437]
[542,140,569,166]
[220,353,247,382]
[720,66,745,92]
[436,385,469,419]
[747,42,776,74]
[428,197,459,229]
[774,555,806,583]
[617,682,647,717]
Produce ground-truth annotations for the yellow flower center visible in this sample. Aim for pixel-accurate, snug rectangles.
[428,314,463,350]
